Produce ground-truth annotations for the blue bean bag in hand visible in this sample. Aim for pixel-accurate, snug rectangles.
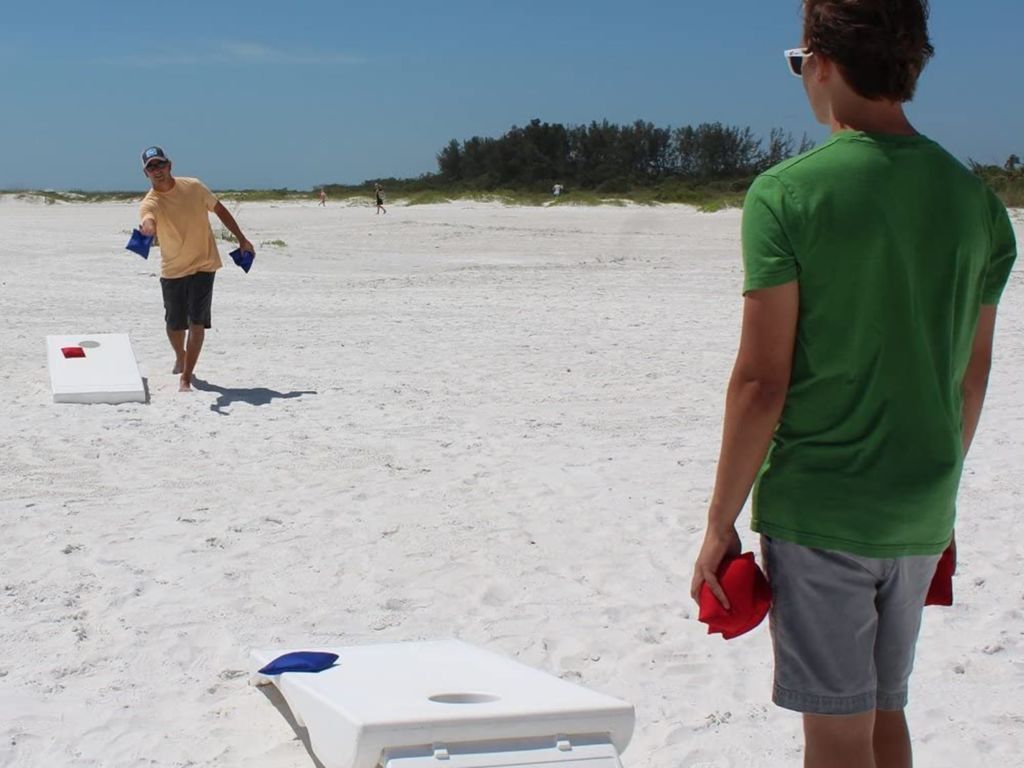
[126,229,154,259]
[258,651,339,675]
[229,247,255,273]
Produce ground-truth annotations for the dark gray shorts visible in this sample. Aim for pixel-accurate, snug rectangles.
[761,535,941,715]
[160,271,215,331]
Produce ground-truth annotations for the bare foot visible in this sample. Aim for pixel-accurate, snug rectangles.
[172,359,184,374]
[178,374,192,392]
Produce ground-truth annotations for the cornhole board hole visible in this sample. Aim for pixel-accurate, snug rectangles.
[46,333,146,404]
[250,639,635,768]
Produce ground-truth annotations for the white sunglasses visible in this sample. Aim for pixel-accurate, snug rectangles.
[784,48,814,78]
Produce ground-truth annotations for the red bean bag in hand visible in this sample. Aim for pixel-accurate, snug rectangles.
[924,544,955,606]
[698,552,772,640]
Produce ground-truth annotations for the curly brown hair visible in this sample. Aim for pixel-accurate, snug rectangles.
[803,0,934,102]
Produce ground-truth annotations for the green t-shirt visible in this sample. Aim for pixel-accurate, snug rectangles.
[744,131,1017,557]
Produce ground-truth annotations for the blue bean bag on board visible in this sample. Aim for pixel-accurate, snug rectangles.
[258,651,339,675]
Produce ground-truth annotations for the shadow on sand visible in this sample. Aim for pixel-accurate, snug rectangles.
[256,684,327,768]
[190,378,317,416]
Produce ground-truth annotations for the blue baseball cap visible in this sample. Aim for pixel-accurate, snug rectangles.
[141,146,171,168]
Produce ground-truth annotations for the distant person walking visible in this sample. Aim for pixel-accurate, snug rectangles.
[137,146,255,392]
[689,1,1015,766]
[552,183,563,197]
[318,188,327,207]
[374,183,387,215]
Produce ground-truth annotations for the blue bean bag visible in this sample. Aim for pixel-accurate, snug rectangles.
[126,229,154,259]
[258,651,339,675]
[229,248,255,273]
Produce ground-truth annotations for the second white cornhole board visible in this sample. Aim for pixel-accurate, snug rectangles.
[46,333,146,404]
[250,639,635,768]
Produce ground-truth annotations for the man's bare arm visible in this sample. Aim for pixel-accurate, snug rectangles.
[949,304,999,569]
[212,201,254,253]
[962,305,997,457]
[691,280,799,607]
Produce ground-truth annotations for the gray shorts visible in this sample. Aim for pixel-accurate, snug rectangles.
[761,535,941,715]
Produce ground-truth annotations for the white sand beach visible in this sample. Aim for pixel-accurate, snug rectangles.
[1,196,1022,767]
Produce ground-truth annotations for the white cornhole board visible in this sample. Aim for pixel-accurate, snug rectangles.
[46,333,146,404]
[250,639,635,768]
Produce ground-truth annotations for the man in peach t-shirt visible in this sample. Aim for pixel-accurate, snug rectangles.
[138,146,254,392]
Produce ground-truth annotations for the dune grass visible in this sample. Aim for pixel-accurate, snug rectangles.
[381,185,746,211]
[5,172,1020,211]
[7,190,142,205]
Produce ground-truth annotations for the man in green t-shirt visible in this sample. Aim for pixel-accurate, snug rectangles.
[689,1,1016,765]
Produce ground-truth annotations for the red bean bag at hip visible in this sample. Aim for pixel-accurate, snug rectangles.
[698,552,772,640]
[924,544,955,606]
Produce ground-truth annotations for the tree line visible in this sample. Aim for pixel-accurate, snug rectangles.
[968,155,1024,208]
[323,118,1019,209]
[434,118,816,192]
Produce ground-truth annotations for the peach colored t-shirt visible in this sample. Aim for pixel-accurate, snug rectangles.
[139,177,223,278]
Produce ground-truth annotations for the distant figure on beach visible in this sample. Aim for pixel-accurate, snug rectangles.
[137,146,256,392]
[552,183,563,197]
[318,188,327,207]
[374,183,387,215]
[690,2,1016,766]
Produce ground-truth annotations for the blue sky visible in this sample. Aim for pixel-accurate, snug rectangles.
[1,0,1020,191]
